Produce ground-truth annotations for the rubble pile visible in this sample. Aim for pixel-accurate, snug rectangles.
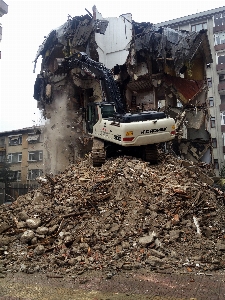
[1,155,225,275]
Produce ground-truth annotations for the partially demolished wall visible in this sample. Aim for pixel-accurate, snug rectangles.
[33,6,213,174]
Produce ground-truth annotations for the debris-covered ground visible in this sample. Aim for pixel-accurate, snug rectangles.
[0,155,225,277]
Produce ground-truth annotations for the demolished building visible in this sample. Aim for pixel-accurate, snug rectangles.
[33,6,213,174]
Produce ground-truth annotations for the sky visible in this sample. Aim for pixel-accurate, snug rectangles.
[0,0,225,132]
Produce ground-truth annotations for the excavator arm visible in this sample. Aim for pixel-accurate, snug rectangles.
[57,52,125,114]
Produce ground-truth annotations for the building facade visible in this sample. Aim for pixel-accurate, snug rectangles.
[0,0,8,43]
[0,127,44,183]
[156,6,225,174]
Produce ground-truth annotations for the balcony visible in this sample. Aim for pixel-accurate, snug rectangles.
[220,102,225,111]
[215,44,225,51]
[0,142,6,150]
[0,0,8,17]
[216,56,225,74]
[217,64,225,74]
[218,82,225,95]
[213,14,225,34]
[213,24,225,34]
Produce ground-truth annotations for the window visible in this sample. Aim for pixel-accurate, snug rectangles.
[207,78,212,88]
[212,138,217,148]
[39,151,43,161]
[219,75,225,83]
[0,152,5,162]
[28,151,43,162]
[218,55,225,65]
[221,95,225,105]
[27,169,43,180]
[7,152,22,163]
[209,97,214,107]
[214,12,225,27]
[210,117,216,128]
[18,153,22,162]
[214,159,219,170]
[0,138,5,147]
[214,32,225,45]
[28,152,35,161]
[13,171,21,181]
[101,104,115,118]
[222,112,225,125]
[191,23,207,32]
[7,153,13,163]
[8,135,22,146]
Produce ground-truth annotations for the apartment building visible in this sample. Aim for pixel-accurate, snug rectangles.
[156,6,225,174]
[0,126,44,183]
[0,0,8,43]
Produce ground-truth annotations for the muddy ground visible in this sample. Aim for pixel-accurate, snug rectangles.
[0,269,225,300]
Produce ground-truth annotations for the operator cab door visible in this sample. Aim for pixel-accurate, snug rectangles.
[86,102,99,133]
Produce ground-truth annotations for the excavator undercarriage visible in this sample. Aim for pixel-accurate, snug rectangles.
[92,137,159,167]
[92,138,106,167]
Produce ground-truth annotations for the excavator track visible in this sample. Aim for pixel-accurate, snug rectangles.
[92,138,106,167]
[143,144,158,164]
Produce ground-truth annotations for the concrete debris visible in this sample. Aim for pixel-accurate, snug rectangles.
[26,218,41,229]
[0,154,225,276]
[20,230,35,243]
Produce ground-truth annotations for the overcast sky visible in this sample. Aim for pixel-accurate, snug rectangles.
[0,0,225,132]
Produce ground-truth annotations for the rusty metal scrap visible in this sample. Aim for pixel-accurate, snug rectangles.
[164,74,205,104]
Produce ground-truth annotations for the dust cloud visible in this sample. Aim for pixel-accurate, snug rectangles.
[43,95,79,175]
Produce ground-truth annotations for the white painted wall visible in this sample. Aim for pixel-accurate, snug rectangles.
[136,91,155,110]
[95,9,132,69]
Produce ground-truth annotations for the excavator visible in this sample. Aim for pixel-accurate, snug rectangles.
[36,52,176,166]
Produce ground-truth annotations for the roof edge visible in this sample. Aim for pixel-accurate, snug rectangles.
[156,6,225,27]
[0,126,43,136]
